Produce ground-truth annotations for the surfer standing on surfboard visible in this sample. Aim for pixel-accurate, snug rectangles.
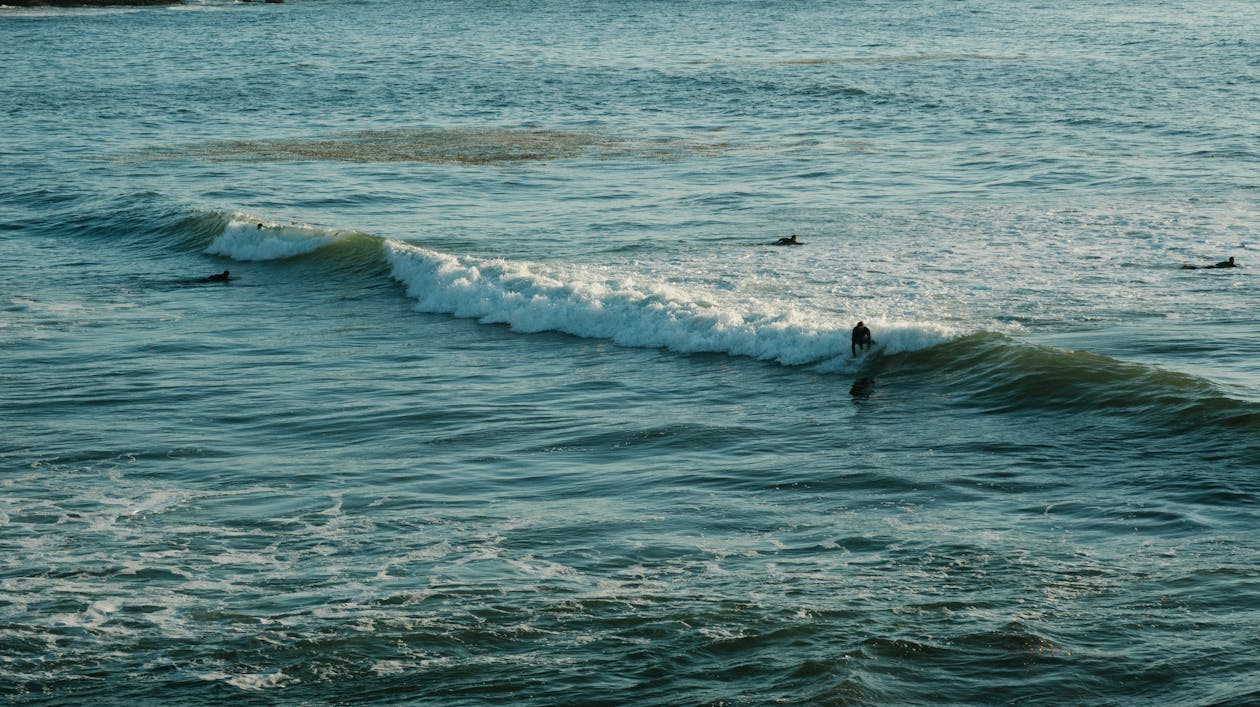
[851,321,872,357]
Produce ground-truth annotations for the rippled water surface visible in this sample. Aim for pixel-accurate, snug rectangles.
[2,0,1259,704]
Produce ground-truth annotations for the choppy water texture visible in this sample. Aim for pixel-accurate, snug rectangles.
[3,0,1260,704]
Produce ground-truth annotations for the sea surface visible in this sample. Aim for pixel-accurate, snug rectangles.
[2,0,1259,704]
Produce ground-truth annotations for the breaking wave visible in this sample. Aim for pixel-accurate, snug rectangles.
[383,240,956,368]
[109,206,1260,438]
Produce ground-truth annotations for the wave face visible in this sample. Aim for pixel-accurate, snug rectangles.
[885,333,1260,442]
[202,215,386,275]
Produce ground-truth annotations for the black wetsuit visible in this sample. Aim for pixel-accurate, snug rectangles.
[851,323,872,356]
[1186,258,1237,270]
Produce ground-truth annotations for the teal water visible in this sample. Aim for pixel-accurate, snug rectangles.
[3,1,1259,704]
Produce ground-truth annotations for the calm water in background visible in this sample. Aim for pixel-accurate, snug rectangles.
[2,0,1259,704]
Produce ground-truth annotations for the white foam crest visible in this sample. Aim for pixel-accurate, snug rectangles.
[200,670,293,691]
[205,218,338,261]
[815,318,960,371]
[314,491,345,518]
[386,241,957,366]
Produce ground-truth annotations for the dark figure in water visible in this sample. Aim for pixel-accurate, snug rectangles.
[851,321,873,357]
[207,270,231,282]
[774,234,801,245]
[1183,256,1237,270]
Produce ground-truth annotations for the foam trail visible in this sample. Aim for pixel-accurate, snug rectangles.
[385,241,957,366]
[205,218,338,261]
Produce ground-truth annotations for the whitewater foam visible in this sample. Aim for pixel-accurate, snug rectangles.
[385,240,956,368]
[201,670,293,691]
[206,219,339,261]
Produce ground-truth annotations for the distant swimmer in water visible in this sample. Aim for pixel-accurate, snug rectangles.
[257,223,265,230]
[1183,256,1237,269]
[774,234,801,246]
[207,270,231,282]
[851,321,872,357]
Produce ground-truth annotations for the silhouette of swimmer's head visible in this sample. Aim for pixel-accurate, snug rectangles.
[257,223,264,230]
[208,270,230,282]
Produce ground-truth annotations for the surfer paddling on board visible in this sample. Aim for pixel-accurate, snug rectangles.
[207,270,231,282]
[774,234,801,246]
[1183,256,1237,270]
[851,321,872,357]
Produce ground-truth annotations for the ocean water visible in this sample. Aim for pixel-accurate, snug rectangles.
[2,0,1259,704]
